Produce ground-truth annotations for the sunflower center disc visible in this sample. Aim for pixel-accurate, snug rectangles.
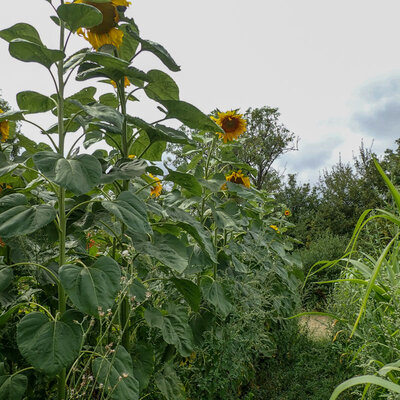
[222,118,239,132]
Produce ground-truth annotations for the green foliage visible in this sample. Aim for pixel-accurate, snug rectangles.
[253,322,359,400]
[0,3,304,400]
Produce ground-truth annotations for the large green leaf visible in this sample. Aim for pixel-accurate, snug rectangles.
[0,110,25,122]
[16,91,55,114]
[0,194,27,211]
[165,169,202,197]
[129,131,166,161]
[84,51,130,75]
[127,116,191,144]
[0,267,13,292]
[119,23,140,62]
[101,158,148,184]
[9,39,64,69]
[78,102,124,130]
[134,233,189,273]
[92,346,139,400]
[0,23,43,45]
[127,29,180,72]
[17,312,82,376]
[0,374,27,400]
[159,100,222,132]
[154,363,185,400]
[33,151,102,195]
[171,278,201,312]
[144,304,194,357]
[329,375,400,400]
[131,343,154,393]
[59,256,121,316]
[102,191,151,235]
[0,204,56,238]
[165,207,216,262]
[61,86,97,116]
[0,304,27,327]
[201,277,233,317]
[57,3,103,31]
[144,70,179,101]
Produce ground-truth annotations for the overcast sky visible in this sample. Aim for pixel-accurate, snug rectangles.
[1,0,400,183]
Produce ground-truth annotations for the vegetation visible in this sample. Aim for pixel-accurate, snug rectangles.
[2,1,400,400]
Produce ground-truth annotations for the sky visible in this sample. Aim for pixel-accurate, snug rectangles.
[1,0,400,184]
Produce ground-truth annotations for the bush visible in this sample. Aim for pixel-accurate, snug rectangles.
[300,232,348,309]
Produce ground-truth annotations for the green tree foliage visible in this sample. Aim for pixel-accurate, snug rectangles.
[235,107,298,190]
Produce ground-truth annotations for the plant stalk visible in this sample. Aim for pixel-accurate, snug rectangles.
[57,7,67,399]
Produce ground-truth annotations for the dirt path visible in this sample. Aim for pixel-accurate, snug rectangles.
[299,315,336,340]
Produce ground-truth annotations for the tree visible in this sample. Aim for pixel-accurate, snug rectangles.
[235,107,298,190]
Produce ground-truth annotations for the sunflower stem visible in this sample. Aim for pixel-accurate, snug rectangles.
[117,77,131,350]
[57,9,67,400]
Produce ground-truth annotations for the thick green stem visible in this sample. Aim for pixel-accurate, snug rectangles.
[117,80,131,350]
[57,8,67,400]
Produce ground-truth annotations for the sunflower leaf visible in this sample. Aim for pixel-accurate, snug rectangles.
[126,28,181,72]
[16,91,56,114]
[0,374,27,400]
[33,151,102,195]
[8,39,65,69]
[0,23,43,45]
[145,69,179,101]
[164,169,202,197]
[59,257,121,316]
[0,205,56,238]
[158,100,222,132]
[127,116,192,144]
[57,3,103,32]
[17,312,82,376]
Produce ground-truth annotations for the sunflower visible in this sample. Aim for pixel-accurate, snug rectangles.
[111,76,131,88]
[75,0,131,50]
[270,224,280,233]
[223,170,251,189]
[284,209,291,216]
[211,110,246,143]
[148,173,162,197]
[0,109,9,142]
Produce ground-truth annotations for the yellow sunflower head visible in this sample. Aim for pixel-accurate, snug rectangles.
[270,224,280,233]
[284,209,291,216]
[75,0,131,50]
[223,170,251,189]
[211,110,246,143]
[148,173,162,198]
[0,109,9,143]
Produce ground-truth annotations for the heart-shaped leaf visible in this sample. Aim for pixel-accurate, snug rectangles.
[158,100,222,132]
[92,346,139,400]
[57,3,103,32]
[59,256,121,316]
[33,151,102,195]
[171,278,201,312]
[0,374,27,400]
[9,39,65,69]
[0,23,43,45]
[145,69,179,101]
[0,204,56,238]
[17,312,82,375]
[17,91,55,114]
[154,363,185,400]
[201,277,233,317]
[102,191,151,235]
